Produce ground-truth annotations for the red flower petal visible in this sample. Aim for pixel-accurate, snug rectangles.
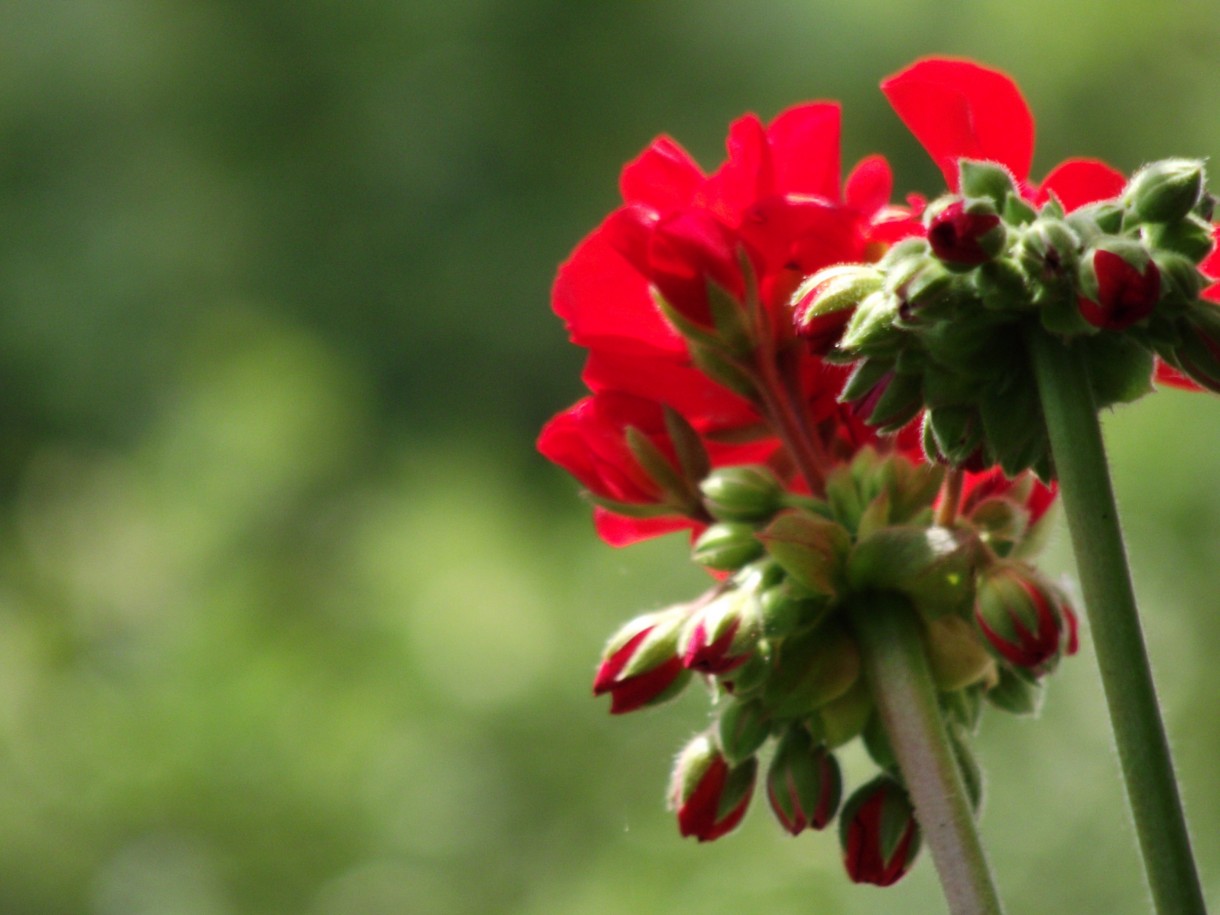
[620,135,706,211]
[552,217,685,357]
[698,113,773,225]
[765,102,841,200]
[881,57,1034,189]
[1035,158,1126,212]
[845,155,893,217]
[593,507,697,547]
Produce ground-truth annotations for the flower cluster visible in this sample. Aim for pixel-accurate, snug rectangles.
[538,57,1209,888]
[799,60,1220,475]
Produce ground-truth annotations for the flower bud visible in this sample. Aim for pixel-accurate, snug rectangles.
[1170,303,1220,393]
[767,726,842,834]
[926,199,1006,268]
[669,733,757,842]
[1145,215,1217,263]
[680,586,762,675]
[1076,243,1162,330]
[593,609,692,714]
[1124,158,1206,224]
[717,698,771,765]
[839,777,922,887]
[700,465,783,522]
[691,521,764,572]
[974,562,1073,675]
[758,510,852,599]
[958,159,1019,209]
[758,580,828,638]
[762,621,861,717]
[1018,217,1081,283]
[792,264,885,354]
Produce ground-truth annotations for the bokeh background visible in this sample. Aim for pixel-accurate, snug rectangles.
[0,2,1218,913]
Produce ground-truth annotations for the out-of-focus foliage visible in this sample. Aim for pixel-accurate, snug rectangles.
[0,1,1217,913]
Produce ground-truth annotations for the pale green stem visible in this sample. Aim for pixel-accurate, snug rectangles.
[852,591,1005,915]
[1026,328,1206,915]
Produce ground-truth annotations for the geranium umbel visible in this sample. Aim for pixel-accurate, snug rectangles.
[536,58,1130,894]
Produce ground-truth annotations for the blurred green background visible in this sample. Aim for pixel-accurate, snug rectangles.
[0,1,1217,913]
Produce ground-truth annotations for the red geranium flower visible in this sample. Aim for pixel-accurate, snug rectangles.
[881,57,1127,212]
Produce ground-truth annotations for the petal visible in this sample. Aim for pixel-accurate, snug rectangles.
[593,507,696,546]
[1154,360,1203,391]
[698,113,772,224]
[845,155,894,217]
[1035,158,1126,212]
[620,135,707,211]
[765,102,842,200]
[881,57,1035,189]
[552,214,686,357]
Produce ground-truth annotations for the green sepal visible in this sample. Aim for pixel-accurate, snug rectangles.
[759,582,829,639]
[866,370,925,434]
[721,650,771,698]
[687,340,759,400]
[839,356,893,405]
[985,664,1044,716]
[925,405,984,466]
[839,290,904,357]
[815,676,873,747]
[941,684,984,733]
[945,719,985,812]
[700,465,782,522]
[958,160,1019,209]
[921,613,996,691]
[616,609,688,680]
[878,781,918,867]
[705,278,755,357]
[717,698,772,765]
[758,510,851,598]
[847,526,977,619]
[763,621,861,718]
[583,492,683,520]
[1081,333,1155,408]
[692,521,764,572]
[974,258,1031,312]
[665,406,711,484]
[979,377,1047,476]
[1003,194,1037,226]
[1145,215,1217,263]
[862,712,898,774]
[625,425,691,503]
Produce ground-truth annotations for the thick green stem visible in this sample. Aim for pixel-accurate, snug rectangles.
[1027,329,1205,915]
[852,591,1005,915]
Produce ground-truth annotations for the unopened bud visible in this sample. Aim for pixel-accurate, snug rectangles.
[669,733,757,842]
[1145,214,1216,263]
[974,562,1073,675]
[958,159,1019,208]
[717,698,772,765]
[1077,242,1161,330]
[680,586,761,675]
[839,777,922,887]
[926,198,1006,268]
[691,521,764,572]
[793,264,885,354]
[593,609,692,714]
[767,726,842,834]
[1124,158,1206,224]
[700,465,783,522]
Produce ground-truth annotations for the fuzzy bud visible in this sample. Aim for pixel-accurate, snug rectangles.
[767,726,842,834]
[669,733,757,842]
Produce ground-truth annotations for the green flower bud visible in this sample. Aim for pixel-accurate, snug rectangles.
[700,465,783,522]
[957,159,1019,209]
[1124,158,1206,224]
[717,698,772,765]
[1018,217,1082,284]
[839,290,904,357]
[793,264,885,354]
[1145,214,1217,263]
[758,510,852,598]
[759,581,828,638]
[692,521,764,572]
[766,726,842,834]
[985,664,1044,716]
[762,621,861,718]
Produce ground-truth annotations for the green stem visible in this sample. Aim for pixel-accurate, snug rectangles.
[1026,329,1205,915]
[852,591,1005,915]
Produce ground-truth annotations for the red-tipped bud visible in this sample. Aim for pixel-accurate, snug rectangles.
[766,726,842,834]
[1077,245,1161,330]
[679,586,761,675]
[593,609,691,713]
[926,199,1005,267]
[669,733,757,842]
[974,562,1075,675]
[839,777,921,887]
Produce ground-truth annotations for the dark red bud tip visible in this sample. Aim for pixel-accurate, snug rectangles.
[1078,249,1161,330]
[840,778,921,887]
[927,201,1003,266]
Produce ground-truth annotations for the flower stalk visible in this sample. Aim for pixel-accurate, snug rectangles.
[1026,326,1206,915]
[851,591,1005,915]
